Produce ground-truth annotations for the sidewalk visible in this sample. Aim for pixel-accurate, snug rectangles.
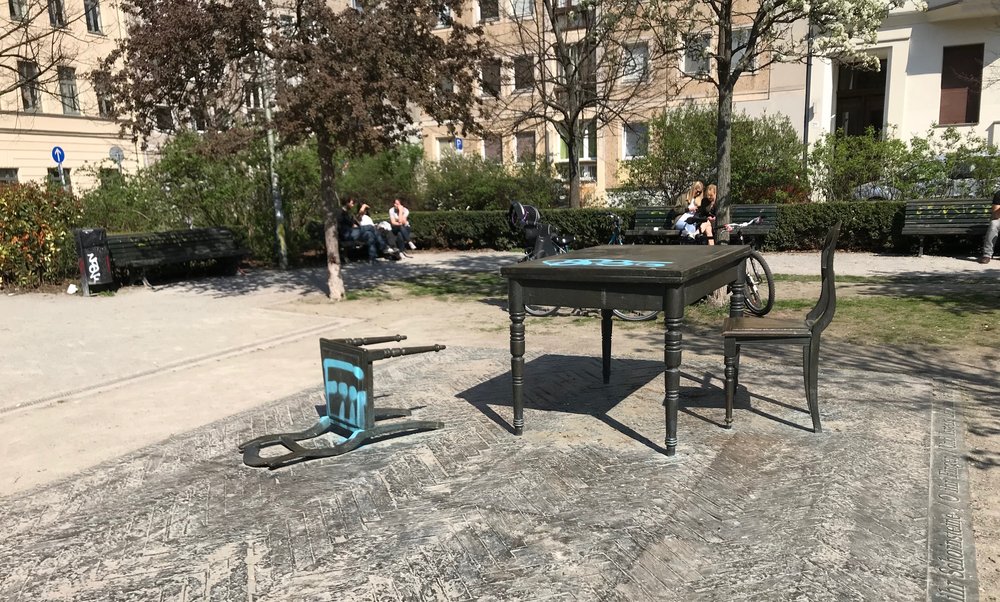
[0,249,995,600]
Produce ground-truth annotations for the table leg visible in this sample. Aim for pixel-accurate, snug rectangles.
[601,309,612,384]
[730,257,747,318]
[663,289,684,456]
[509,280,526,435]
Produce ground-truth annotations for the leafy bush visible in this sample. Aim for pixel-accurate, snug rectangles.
[808,126,1000,201]
[622,104,807,203]
[335,144,424,210]
[0,183,82,288]
[422,154,563,211]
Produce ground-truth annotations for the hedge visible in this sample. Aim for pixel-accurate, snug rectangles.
[406,202,910,253]
[0,183,81,289]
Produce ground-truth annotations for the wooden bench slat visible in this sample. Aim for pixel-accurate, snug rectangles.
[106,227,248,273]
[900,199,992,255]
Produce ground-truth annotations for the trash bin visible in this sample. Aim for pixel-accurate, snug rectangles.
[74,228,114,296]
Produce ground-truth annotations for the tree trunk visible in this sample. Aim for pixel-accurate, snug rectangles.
[317,132,346,300]
[715,83,734,244]
[568,153,581,208]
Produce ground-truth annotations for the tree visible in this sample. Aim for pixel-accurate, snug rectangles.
[98,0,486,299]
[2,0,85,99]
[482,0,680,208]
[651,0,907,235]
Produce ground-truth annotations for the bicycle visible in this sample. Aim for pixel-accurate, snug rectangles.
[605,213,660,321]
[607,212,775,318]
[509,202,572,317]
[720,216,775,316]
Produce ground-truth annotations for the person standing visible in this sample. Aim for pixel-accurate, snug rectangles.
[978,190,1000,264]
[389,198,415,255]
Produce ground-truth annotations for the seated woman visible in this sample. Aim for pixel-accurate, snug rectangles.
[673,180,705,238]
[389,198,415,255]
[358,204,400,259]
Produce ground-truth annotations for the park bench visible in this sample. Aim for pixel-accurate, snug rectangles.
[338,237,369,262]
[624,204,777,243]
[901,198,992,256]
[107,227,248,286]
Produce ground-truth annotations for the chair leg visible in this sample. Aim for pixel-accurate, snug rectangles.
[724,337,738,428]
[805,339,822,433]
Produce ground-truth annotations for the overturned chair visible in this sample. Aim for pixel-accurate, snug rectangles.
[722,222,841,432]
[240,335,445,469]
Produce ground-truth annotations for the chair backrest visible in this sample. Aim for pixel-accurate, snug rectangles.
[805,221,841,334]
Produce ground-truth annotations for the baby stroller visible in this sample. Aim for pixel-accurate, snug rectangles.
[508,202,572,260]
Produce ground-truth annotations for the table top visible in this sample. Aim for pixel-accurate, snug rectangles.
[501,245,752,285]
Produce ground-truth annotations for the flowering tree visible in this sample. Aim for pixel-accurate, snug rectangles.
[649,0,910,232]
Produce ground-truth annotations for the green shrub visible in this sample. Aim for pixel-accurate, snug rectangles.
[622,104,807,203]
[0,183,82,288]
[422,154,563,211]
[335,144,424,209]
[763,201,904,252]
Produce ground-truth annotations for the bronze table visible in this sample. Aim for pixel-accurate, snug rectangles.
[501,244,750,456]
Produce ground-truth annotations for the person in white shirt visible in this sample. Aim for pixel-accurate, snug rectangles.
[389,198,416,255]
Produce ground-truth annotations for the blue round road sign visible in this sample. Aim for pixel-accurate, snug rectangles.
[454,138,463,151]
[52,146,65,164]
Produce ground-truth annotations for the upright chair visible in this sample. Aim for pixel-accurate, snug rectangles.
[722,222,841,432]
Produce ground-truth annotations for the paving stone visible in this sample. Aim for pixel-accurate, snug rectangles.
[0,346,978,600]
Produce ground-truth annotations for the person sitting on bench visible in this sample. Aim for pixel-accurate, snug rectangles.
[339,198,398,264]
[978,190,1000,264]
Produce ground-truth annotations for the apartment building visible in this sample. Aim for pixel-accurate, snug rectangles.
[419,0,1000,203]
[1,0,140,191]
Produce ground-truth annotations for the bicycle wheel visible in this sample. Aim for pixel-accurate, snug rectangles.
[524,304,560,317]
[612,309,659,321]
[743,250,775,316]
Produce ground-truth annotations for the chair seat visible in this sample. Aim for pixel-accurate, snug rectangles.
[722,316,811,338]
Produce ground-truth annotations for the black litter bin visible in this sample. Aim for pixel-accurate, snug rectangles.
[74,228,114,296]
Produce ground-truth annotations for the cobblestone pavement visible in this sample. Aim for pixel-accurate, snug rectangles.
[0,345,977,601]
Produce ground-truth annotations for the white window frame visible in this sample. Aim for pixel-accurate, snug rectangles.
[478,0,499,22]
[515,131,536,162]
[58,66,80,115]
[513,55,534,91]
[482,135,503,162]
[84,0,102,33]
[508,0,533,19]
[558,121,598,181]
[731,27,755,72]
[0,168,18,184]
[622,122,649,159]
[8,0,27,20]
[437,136,457,159]
[622,42,649,83]
[683,33,711,75]
[18,61,41,111]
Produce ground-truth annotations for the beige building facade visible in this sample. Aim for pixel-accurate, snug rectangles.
[420,0,1000,203]
[1,0,143,192]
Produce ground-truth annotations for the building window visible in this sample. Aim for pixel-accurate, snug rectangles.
[84,0,102,32]
[479,0,498,21]
[438,75,454,95]
[244,78,264,111]
[508,0,533,18]
[98,93,114,118]
[623,122,649,159]
[0,168,18,185]
[155,106,174,132]
[48,0,65,26]
[58,66,80,114]
[559,121,597,180]
[483,136,503,162]
[437,137,457,159]
[481,58,501,97]
[435,5,451,28]
[47,167,72,193]
[622,42,649,83]
[17,61,41,111]
[939,44,983,126]
[8,0,26,20]
[515,131,535,162]
[513,55,534,91]
[683,33,711,75]
[99,167,123,188]
[731,28,754,71]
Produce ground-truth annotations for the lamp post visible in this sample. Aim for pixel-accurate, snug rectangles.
[802,18,814,169]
